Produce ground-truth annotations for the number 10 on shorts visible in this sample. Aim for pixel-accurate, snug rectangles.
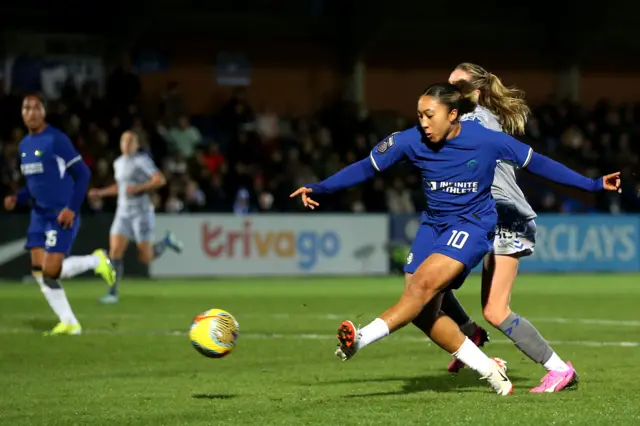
[447,230,469,249]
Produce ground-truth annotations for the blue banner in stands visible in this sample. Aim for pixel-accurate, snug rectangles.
[389,214,640,272]
[215,51,251,86]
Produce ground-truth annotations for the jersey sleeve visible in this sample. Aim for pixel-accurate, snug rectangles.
[137,154,159,177]
[369,132,407,172]
[490,132,533,169]
[52,132,83,169]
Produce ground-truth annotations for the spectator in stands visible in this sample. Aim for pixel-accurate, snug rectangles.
[1,70,637,216]
[233,188,253,215]
[165,183,184,213]
[169,114,202,158]
[256,104,280,141]
[386,177,415,214]
[159,81,185,126]
[131,116,150,152]
[184,179,207,212]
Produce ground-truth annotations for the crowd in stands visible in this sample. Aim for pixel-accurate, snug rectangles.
[1,65,639,215]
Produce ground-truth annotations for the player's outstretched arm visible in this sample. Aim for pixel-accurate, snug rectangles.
[524,151,621,192]
[495,131,620,193]
[290,132,408,209]
[289,158,376,210]
[308,158,377,195]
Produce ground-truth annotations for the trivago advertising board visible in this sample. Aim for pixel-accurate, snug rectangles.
[151,214,390,276]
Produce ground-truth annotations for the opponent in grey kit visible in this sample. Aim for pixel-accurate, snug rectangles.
[89,131,183,304]
[434,63,578,392]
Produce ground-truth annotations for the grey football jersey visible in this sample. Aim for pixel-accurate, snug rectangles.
[114,153,158,216]
[461,106,537,223]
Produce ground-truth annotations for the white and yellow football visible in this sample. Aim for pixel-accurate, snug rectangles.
[189,309,239,358]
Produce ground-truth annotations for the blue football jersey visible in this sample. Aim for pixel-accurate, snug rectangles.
[19,126,83,214]
[369,120,532,230]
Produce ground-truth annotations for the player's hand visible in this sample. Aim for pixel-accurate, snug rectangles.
[602,172,621,193]
[57,208,76,229]
[126,185,140,195]
[289,187,319,210]
[4,195,17,211]
[88,188,102,198]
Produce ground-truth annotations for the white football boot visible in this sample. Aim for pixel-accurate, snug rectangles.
[481,357,514,396]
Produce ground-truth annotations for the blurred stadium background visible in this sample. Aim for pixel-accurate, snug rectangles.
[2,2,640,425]
[2,1,640,277]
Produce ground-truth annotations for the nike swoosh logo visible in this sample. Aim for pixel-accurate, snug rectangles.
[544,378,565,392]
[0,238,27,266]
[498,371,509,382]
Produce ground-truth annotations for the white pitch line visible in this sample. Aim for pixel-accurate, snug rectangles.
[2,312,640,329]
[2,312,640,328]
[531,317,640,327]
[0,327,637,348]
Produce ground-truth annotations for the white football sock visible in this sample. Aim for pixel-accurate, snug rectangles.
[34,274,79,326]
[60,255,100,279]
[356,318,389,350]
[46,287,79,326]
[452,337,493,376]
[543,352,570,372]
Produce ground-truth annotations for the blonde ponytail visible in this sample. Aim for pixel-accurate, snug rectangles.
[454,63,530,135]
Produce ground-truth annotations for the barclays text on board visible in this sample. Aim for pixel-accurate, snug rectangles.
[389,214,640,272]
[519,215,639,272]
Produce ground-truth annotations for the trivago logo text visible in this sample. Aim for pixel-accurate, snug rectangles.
[201,221,341,270]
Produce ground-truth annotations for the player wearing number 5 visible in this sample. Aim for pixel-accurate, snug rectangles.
[291,81,620,395]
[4,95,116,336]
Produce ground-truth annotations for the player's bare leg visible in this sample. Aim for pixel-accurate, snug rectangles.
[36,250,81,335]
[441,290,490,373]
[379,254,464,330]
[337,254,463,361]
[100,234,129,304]
[482,253,578,392]
[409,275,512,395]
[413,274,490,373]
[337,253,513,394]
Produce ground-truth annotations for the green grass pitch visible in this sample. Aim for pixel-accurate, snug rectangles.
[1,274,639,425]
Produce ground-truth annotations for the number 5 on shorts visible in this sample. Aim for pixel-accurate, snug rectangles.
[446,230,469,249]
[45,230,58,248]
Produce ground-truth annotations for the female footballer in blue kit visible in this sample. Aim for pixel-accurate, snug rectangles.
[290,81,621,395]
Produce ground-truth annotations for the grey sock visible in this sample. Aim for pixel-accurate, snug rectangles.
[499,312,554,364]
[109,259,123,296]
[153,240,167,259]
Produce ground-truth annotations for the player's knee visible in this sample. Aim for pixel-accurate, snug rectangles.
[405,274,438,303]
[42,264,62,280]
[482,303,510,327]
[137,250,152,265]
[109,246,126,260]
